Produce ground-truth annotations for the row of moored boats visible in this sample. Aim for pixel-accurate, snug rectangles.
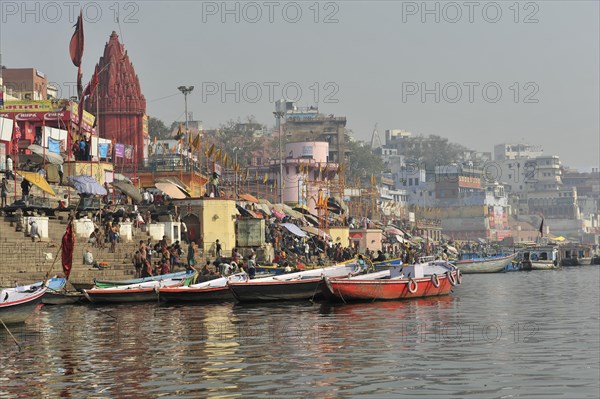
[1,257,462,324]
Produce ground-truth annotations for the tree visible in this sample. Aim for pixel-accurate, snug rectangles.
[148,117,170,140]
[215,116,266,166]
[346,138,384,186]
[401,134,468,171]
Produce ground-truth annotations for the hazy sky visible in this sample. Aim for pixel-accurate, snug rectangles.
[1,1,598,170]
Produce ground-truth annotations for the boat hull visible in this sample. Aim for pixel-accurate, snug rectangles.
[0,288,46,324]
[42,292,86,305]
[324,271,458,301]
[456,254,515,274]
[228,278,324,302]
[159,286,234,302]
[530,261,559,270]
[84,288,159,304]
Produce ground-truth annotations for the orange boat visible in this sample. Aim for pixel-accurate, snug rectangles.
[323,258,462,302]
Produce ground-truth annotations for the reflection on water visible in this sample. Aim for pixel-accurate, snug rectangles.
[1,267,599,398]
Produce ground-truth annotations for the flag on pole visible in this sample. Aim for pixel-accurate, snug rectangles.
[263,173,268,184]
[192,133,200,150]
[78,65,99,128]
[69,10,84,98]
[206,143,215,158]
[539,218,544,237]
[214,148,222,162]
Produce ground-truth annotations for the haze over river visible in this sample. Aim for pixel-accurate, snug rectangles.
[1,267,599,398]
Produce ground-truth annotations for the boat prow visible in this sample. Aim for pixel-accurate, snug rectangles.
[0,282,47,324]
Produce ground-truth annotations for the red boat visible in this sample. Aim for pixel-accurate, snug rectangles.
[323,258,461,301]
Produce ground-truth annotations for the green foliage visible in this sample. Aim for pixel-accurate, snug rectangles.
[401,135,468,170]
[148,117,170,140]
[346,139,384,185]
[216,116,266,166]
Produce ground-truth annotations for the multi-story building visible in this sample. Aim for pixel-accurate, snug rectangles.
[0,67,48,100]
[494,143,544,161]
[278,100,348,165]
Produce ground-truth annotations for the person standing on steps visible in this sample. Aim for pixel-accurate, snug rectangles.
[215,239,222,260]
[1,178,8,208]
[5,155,15,180]
[21,179,32,202]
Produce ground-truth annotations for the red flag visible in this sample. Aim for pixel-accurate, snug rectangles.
[69,10,84,98]
[61,219,75,279]
[78,66,99,128]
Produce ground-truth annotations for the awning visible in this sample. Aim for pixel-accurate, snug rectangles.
[155,177,191,198]
[395,235,406,243]
[272,209,285,219]
[156,181,187,199]
[17,170,56,196]
[385,226,403,235]
[281,223,307,237]
[350,232,363,239]
[112,180,142,203]
[68,175,107,196]
[28,144,64,165]
[238,193,259,203]
[255,203,272,216]
[302,226,330,239]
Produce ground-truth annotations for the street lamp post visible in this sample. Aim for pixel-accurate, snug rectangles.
[274,111,285,204]
[177,86,194,140]
[233,147,239,198]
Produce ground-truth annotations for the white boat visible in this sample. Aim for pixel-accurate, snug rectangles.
[0,282,47,324]
[84,276,192,303]
[521,246,560,270]
[159,273,248,302]
[455,253,516,274]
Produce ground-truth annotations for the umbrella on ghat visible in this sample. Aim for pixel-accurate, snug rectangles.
[17,170,56,197]
[68,175,107,196]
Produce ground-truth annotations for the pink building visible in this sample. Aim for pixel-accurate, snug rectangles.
[276,141,338,213]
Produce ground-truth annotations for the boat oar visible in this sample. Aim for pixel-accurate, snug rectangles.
[0,317,22,352]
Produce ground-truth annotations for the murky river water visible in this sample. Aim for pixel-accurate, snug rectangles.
[1,267,599,398]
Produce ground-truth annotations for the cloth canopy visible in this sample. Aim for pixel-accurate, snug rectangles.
[254,203,272,216]
[17,170,56,196]
[28,144,64,165]
[385,226,404,236]
[238,193,259,203]
[156,182,187,199]
[112,180,142,203]
[281,223,307,237]
[68,175,107,196]
[302,226,330,239]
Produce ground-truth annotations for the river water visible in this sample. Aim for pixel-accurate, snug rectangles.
[1,267,599,398]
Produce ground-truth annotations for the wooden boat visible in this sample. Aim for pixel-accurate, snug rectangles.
[84,274,194,304]
[455,253,516,273]
[324,260,460,302]
[227,262,362,302]
[520,246,560,270]
[93,270,194,289]
[372,258,403,271]
[159,273,248,302]
[0,282,47,324]
[42,277,85,305]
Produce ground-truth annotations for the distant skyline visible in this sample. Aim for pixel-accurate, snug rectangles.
[1,1,598,170]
